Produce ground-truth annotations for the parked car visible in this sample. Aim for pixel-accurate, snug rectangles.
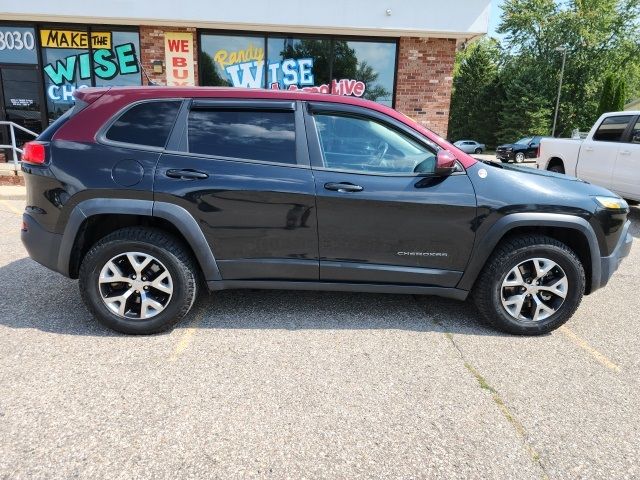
[496,136,545,163]
[20,87,632,336]
[453,140,485,154]
[536,111,640,204]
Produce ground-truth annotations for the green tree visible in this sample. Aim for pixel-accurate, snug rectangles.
[611,77,628,111]
[597,74,617,117]
[200,52,231,87]
[448,38,502,146]
[497,0,640,135]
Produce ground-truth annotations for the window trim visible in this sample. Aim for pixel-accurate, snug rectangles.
[592,114,636,143]
[97,98,184,152]
[177,99,307,167]
[303,101,455,177]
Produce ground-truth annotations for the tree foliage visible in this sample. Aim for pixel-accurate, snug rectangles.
[448,0,640,145]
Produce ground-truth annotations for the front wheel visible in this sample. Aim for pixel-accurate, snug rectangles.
[515,152,525,163]
[473,235,585,335]
[79,227,198,334]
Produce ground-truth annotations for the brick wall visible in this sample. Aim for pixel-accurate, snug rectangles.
[394,37,456,138]
[139,26,198,86]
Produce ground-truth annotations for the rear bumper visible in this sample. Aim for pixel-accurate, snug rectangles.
[21,213,64,275]
[595,220,632,291]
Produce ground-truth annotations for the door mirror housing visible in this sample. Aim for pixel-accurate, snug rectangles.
[435,150,458,176]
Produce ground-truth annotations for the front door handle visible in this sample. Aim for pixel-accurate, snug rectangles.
[584,146,594,152]
[166,169,209,180]
[619,150,631,156]
[324,182,364,193]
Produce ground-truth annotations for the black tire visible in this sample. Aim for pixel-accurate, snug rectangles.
[515,152,525,163]
[472,235,585,335]
[474,147,483,154]
[548,164,565,174]
[79,227,198,334]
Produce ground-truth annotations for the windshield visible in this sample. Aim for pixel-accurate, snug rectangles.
[515,137,533,145]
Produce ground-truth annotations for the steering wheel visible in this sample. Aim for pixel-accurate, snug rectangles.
[366,141,389,168]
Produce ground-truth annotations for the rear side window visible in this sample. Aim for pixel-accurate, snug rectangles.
[593,115,633,142]
[187,109,296,164]
[105,101,181,148]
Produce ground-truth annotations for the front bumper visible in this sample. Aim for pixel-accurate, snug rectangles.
[496,151,514,161]
[21,213,64,275]
[596,220,633,291]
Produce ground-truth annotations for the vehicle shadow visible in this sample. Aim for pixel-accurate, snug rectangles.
[627,205,640,239]
[0,257,505,338]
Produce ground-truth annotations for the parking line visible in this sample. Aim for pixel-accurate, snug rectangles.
[168,308,204,362]
[0,199,23,217]
[560,325,621,372]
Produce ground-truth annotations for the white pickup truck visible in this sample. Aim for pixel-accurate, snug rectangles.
[536,111,640,203]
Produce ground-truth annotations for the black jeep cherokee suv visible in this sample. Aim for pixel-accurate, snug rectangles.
[20,87,632,335]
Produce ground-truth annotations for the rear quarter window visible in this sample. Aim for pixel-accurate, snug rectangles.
[105,101,181,148]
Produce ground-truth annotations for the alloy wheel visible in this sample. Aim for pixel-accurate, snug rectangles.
[515,153,525,163]
[98,252,173,319]
[500,257,568,322]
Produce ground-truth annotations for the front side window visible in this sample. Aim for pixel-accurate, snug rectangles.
[515,137,533,145]
[314,114,436,174]
[630,119,640,144]
[187,109,296,164]
[593,115,633,142]
[105,101,180,147]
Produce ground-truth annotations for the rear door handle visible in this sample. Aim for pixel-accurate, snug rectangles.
[619,150,631,156]
[166,169,209,180]
[324,182,363,193]
[584,147,594,152]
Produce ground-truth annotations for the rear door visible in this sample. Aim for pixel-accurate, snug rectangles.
[154,99,319,281]
[578,115,634,187]
[610,116,640,201]
[304,102,477,287]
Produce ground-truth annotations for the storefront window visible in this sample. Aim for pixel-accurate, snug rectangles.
[40,28,142,122]
[0,26,37,64]
[266,37,331,89]
[200,34,264,87]
[199,32,397,106]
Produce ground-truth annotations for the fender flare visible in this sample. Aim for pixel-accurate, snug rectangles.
[58,199,221,281]
[457,212,601,293]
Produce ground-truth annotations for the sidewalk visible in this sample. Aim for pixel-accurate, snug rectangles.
[0,185,26,200]
[0,162,22,176]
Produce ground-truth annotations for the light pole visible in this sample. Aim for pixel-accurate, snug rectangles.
[552,46,568,137]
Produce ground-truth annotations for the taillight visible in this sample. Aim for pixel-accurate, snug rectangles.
[535,145,541,158]
[22,141,46,165]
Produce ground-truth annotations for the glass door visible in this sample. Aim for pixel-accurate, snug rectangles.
[0,65,44,161]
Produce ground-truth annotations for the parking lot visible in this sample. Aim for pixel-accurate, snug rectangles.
[1,191,639,479]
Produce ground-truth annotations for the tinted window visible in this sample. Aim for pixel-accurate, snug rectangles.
[314,114,436,174]
[593,115,633,142]
[628,119,640,144]
[188,109,296,164]
[106,101,180,147]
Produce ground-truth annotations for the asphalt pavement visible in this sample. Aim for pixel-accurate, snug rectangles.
[0,191,638,479]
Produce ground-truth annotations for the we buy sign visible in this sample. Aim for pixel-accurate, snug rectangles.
[164,32,195,86]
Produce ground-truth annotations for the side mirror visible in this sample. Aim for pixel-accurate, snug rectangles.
[435,150,458,176]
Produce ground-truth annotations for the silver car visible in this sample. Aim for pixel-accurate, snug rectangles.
[453,140,485,154]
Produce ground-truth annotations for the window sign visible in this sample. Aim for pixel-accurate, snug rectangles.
[0,27,37,64]
[200,34,397,106]
[41,28,142,122]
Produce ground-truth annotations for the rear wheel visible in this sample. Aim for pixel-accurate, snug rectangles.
[474,147,483,154]
[473,235,585,335]
[79,227,198,334]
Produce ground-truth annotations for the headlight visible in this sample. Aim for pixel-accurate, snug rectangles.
[593,196,628,210]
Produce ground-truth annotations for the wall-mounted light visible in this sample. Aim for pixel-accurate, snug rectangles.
[151,60,164,74]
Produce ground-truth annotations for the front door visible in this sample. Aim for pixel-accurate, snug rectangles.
[610,116,640,201]
[0,65,44,161]
[578,115,634,187]
[304,103,477,287]
[154,99,319,281]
